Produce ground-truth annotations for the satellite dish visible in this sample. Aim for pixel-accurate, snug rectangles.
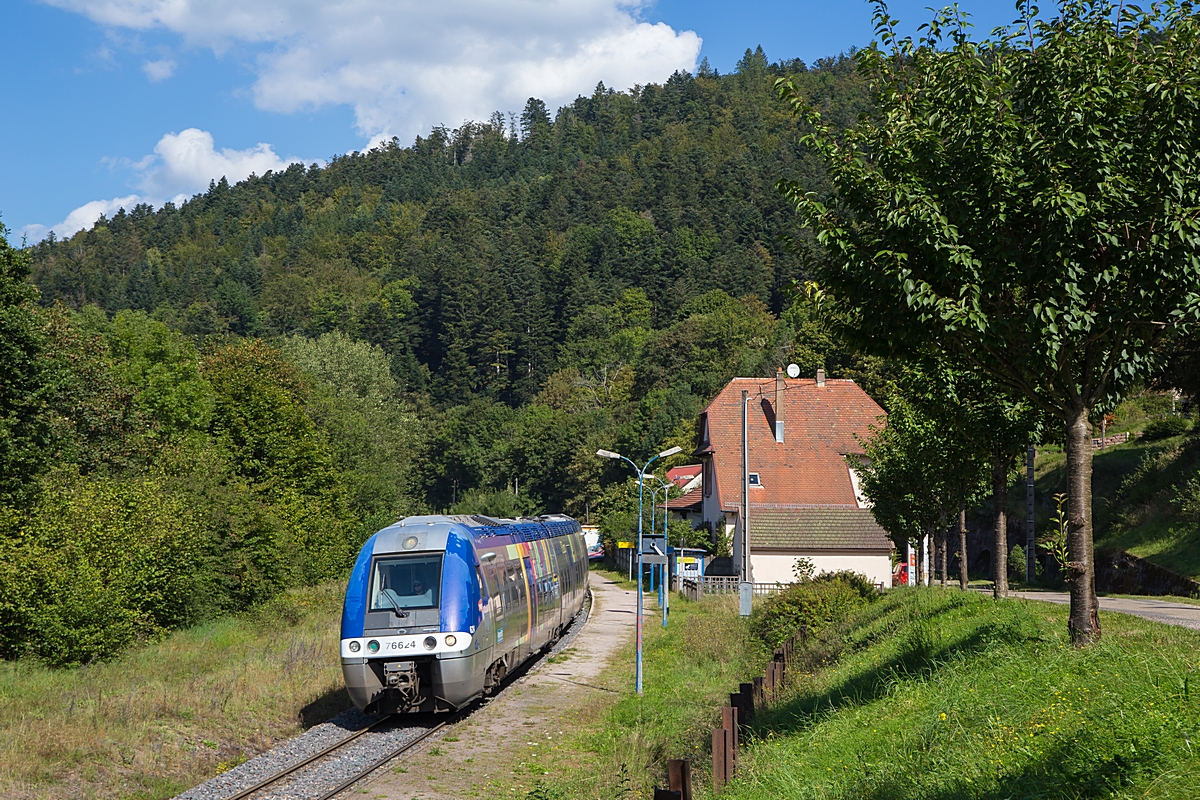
[786,363,800,378]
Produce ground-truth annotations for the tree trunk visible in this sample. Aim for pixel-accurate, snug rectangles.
[1065,405,1101,644]
[958,507,969,590]
[992,449,1009,599]
[939,527,947,586]
[917,534,926,586]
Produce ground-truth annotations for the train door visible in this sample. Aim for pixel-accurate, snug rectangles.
[523,553,540,650]
[501,557,529,657]
[547,539,563,632]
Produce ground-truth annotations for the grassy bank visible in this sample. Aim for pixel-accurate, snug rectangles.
[524,581,767,799]
[535,586,1200,799]
[0,582,346,800]
[729,588,1200,800]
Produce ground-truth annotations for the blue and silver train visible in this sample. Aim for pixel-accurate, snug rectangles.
[340,514,588,714]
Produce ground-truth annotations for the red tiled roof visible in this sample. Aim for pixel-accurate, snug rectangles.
[697,377,885,510]
[666,465,702,487]
[662,488,703,511]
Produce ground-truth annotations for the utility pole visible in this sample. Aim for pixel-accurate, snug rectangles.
[1026,444,1036,584]
[740,389,752,616]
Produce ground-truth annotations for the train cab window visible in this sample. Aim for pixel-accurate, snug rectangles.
[370,555,442,612]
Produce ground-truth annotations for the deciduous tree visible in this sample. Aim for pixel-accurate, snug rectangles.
[779,1,1200,643]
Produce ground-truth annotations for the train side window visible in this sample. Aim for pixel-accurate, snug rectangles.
[475,567,488,606]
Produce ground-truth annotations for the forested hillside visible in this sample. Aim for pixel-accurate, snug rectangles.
[0,49,886,665]
[28,49,868,405]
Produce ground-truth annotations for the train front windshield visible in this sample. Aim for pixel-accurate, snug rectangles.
[370,555,443,611]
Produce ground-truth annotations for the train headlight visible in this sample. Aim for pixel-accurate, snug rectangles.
[349,641,361,653]
[367,640,380,653]
[402,536,419,550]
[423,636,437,650]
[444,635,457,648]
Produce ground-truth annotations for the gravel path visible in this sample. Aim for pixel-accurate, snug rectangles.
[364,573,637,800]
[174,591,592,800]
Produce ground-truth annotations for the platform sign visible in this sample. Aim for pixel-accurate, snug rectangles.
[617,541,634,549]
[642,535,667,556]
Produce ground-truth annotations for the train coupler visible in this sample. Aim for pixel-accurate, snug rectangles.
[383,660,420,702]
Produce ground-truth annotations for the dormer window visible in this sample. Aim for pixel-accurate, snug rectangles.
[748,473,762,486]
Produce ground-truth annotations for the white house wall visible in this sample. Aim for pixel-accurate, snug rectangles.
[751,552,893,588]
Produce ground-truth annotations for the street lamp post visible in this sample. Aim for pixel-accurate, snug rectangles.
[647,485,661,598]
[596,445,682,695]
[646,473,673,628]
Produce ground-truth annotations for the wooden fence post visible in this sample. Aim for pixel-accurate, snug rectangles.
[752,676,765,709]
[668,759,692,800]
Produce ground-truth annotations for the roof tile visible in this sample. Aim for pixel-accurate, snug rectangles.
[699,377,885,509]
[750,507,893,551]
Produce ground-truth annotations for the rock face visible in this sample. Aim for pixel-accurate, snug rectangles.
[1094,549,1200,597]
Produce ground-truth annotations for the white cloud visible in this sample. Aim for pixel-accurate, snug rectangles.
[38,129,300,239]
[45,0,701,142]
[140,128,298,199]
[142,57,176,81]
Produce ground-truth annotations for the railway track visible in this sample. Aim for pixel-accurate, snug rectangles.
[221,716,446,800]
[179,587,593,800]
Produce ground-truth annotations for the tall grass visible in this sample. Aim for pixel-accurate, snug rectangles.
[0,582,346,799]
[730,588,1200,799]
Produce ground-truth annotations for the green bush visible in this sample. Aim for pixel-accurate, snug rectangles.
[2,472,202,666]
[813,569,879,599]
[1142,416,1190,440]
[750,572,877,648]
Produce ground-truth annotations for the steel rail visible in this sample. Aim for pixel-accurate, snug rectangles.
[224,714,394,800]
[316,721,448,800]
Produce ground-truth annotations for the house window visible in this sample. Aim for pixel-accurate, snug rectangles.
[703,462,712,497]
[748,473,761,486]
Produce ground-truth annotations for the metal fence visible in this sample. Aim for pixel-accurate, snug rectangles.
[679,576,789,601]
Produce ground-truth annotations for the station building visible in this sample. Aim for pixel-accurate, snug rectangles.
[688,369,895,588]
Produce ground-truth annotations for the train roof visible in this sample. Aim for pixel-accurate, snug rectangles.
[369,514,581,557]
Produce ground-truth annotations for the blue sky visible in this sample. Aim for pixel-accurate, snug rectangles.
[1,0,1023,244]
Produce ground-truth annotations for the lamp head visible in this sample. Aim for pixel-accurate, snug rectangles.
[596,449,621,460]
[657,445,683,458]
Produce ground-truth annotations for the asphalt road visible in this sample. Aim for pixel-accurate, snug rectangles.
[1008,590,1200,631]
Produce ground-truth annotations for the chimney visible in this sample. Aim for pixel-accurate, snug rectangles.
[774,368,785,443]
[816,367,826,387]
